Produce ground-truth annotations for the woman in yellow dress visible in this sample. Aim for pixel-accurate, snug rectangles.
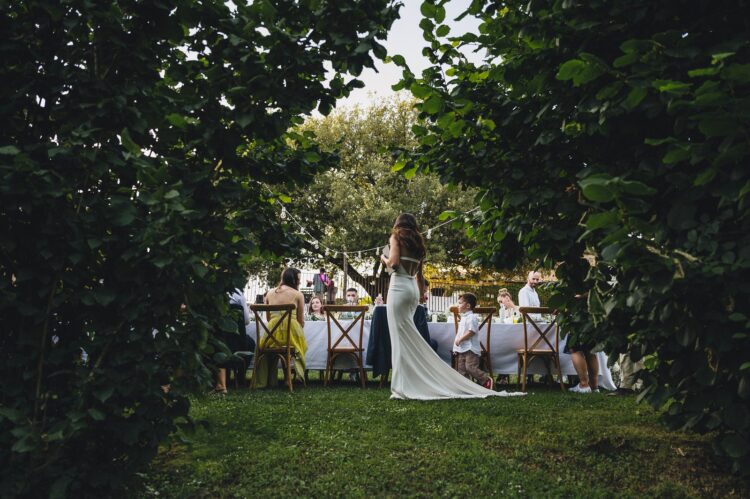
[254,268,308,388]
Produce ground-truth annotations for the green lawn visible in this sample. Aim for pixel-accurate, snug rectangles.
[140,380,749,498]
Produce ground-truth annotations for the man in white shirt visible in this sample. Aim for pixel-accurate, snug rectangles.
[518,271,541,308]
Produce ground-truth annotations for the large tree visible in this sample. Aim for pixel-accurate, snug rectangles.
[280,98,478,298]
[397,0,750,472]
[0,1,400,495]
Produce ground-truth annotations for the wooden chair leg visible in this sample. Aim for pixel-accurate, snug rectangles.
[358,355,366,389]
[517,354,522,391]
[555,355,565,392]
[324,357,330,387]
[521,355,529,392]
[251,354,260,390]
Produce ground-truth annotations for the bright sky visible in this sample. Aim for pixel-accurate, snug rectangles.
[337,1,482,108]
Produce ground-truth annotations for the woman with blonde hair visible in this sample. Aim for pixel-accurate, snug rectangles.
[497,288,520,323]
[380,213,523,400]
[254,268,308,388]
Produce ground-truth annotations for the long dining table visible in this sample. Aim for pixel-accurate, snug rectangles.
[245,306,616,390]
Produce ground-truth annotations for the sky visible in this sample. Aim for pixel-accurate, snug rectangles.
[337,1,483,108]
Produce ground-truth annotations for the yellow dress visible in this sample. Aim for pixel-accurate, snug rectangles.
[253,311,308,388]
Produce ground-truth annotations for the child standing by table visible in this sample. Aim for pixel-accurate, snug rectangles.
[453,293,493,390]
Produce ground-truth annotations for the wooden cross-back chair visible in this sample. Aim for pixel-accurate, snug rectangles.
[517,306,565,392]
[449,306,497,379]
[249,303,305,392]
[323,305,368,388]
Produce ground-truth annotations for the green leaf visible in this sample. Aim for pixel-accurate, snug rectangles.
[93,386,115,403]
[616,180,657,196]
[88,408,106,421]
[391,158,407,172]
[436,25,450,37]
[165,113,188,129]
[403,166,418,180]
[721,434,748,458]
[556,59,585,81]
[410,83,432,100]
[653,79,692,94]
[420,2,436,18]
[556,58,605,86]
[693,169,716,186]
[613,52,639,68]
[662,147,690,164]
[0,145,20,155]
[164,189,180,200]
[304,151,321,163]
[119,128,141,157]
[438,210,456,221]
[722,63,750,83]
[586,211,618,229]
[711,52,735,64]
[422,95,443,114]
[580,183,614,202]
[698,115,736,138]
[688,67,720,77]
[622,87,647,110]
[94,288,117,306]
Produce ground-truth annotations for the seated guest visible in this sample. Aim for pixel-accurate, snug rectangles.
[496,288,520,323]
[518,271,541,307]
[306,296,326,321]
[519,270,543,324]
[254,268,308,388]
[338,288,360,319]
[414,278,438,351]
[214,289,254,394]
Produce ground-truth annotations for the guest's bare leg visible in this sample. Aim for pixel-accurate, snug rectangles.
[215,368,227,393]
[571,352,590,388]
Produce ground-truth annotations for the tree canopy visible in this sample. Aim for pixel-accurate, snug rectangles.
[397,0,750,473]
[0,1,400,495]
[278,97,478,297]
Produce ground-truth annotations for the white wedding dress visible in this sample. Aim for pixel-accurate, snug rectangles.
[387,256,525,400]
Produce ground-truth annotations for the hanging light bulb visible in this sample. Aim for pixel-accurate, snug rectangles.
[375,247,379,255]
[426,229,432,239]
[333,251,338,258]
[280,207,287,220]
[358,251,362,258]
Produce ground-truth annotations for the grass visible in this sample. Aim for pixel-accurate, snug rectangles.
[140,378,749,498]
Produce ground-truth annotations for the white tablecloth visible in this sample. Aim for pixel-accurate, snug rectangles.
[246,320,616,390]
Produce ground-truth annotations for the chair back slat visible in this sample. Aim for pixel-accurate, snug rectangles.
[250,304,295,350]
[323,305,368,351]
[518,306,558,352]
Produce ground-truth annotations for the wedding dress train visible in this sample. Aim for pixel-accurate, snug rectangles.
[387,258,525,400]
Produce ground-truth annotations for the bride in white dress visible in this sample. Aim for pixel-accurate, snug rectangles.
[380,213,524,400]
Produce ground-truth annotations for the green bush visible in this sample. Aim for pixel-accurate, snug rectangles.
[398,0,750,474]
[0,1,399,496]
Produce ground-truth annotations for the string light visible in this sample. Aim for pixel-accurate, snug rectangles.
[263,185,478,257]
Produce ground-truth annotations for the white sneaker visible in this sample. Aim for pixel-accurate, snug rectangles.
[568,384,592,394]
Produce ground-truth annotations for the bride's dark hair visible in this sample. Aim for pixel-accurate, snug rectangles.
[391,213,426,259]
